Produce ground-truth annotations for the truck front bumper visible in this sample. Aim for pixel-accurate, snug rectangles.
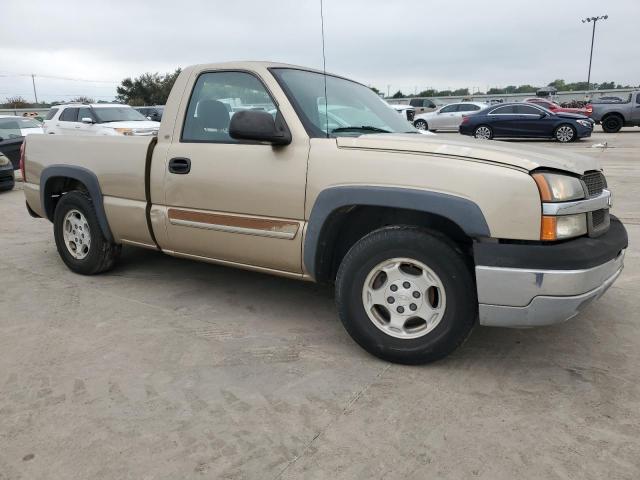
[474,216,627,327]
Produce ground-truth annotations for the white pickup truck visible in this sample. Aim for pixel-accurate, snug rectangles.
[21,61,627,364]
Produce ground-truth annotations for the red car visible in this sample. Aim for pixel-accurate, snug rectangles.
[524,98,592,117]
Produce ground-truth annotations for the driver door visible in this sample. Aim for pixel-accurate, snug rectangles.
[161,70,309,274]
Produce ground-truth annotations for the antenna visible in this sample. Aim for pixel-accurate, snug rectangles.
[320,0,329,137]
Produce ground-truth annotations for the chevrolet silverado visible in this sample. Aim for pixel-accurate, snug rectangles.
[21,62,627,364]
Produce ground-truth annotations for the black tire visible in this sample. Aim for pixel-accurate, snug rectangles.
[601,114,623,133]
[335,226,476,364]
[474,125,493,139]
[554,123,576,143]
[53,191,120,275]
[414,119,428,130]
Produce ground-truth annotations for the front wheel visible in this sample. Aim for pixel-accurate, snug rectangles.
[601,115,623,133]
[474,125,493,139]
[554,124,576,142]
[335,227,476,364]
[414,119,428,130]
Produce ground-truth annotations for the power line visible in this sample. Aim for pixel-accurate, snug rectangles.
[0,72,119,84]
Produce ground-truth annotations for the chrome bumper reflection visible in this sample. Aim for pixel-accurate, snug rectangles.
[476,250,625,327]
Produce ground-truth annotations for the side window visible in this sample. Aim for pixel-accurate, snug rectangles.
[182,71,276,143]
[426,100,436,108]
[77,107,94,122]
[45,108,59,120]
[409,99,420,107]
[490,105,516,115]
[458,104,480,112]
[440,104,458,113]
[636,93,640,104]
[516,105,542,115]
[59,108,79,122]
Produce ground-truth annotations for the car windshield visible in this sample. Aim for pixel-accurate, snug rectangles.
[93,107,148,123]
[0,119,26,139]
[0,117,41,130]
[271,68,416,137]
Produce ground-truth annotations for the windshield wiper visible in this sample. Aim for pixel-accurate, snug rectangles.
[331,126,391,133]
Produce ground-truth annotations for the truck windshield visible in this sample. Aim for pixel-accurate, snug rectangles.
[93,107,148,123]
[271,68,416,137]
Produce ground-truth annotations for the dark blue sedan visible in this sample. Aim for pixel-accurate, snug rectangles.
[459,103,593,142]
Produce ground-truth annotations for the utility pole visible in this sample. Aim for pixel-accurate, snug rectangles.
[387,85,390,98]
[581,15,608,91]
[31,74,39,104]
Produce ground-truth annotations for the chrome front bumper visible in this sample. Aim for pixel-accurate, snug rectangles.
[476,250,624,327]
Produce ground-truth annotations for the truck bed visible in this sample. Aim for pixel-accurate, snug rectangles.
[24,134,157,246]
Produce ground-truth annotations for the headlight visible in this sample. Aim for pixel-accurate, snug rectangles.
[541,214,588,241]
[532,172,585,202]
[114,128,135,136]
[0,154,9,167]
[576,119,592,128]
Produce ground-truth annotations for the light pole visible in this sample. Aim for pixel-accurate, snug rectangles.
[581,15,608,91]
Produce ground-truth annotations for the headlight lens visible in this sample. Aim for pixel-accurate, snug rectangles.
[577,119,592,128]
[0,154,9,167]
[532,172,585,202]
[541,214,588,241]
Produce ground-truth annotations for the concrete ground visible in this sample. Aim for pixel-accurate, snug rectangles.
[1,127,638,480]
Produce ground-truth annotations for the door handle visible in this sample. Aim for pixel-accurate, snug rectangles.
[168,157,191,174]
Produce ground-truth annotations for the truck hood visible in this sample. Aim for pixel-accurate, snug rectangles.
[101,121,160,129]
[336,133,600,175]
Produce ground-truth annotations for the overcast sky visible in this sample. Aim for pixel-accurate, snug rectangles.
[1,0,639,102]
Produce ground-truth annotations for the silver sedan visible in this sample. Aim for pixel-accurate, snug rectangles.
[413,102,487,132]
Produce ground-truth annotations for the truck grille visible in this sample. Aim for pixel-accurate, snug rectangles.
[406,110,415,122]
[588,208,610,237]
[582,171,606,197]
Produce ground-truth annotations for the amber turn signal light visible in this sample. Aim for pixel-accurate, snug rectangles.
[540,216,557,241]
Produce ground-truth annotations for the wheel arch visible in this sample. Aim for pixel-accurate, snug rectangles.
[304,186,490,283]
[40,165,114,242]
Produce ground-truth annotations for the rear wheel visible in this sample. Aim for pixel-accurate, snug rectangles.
[53,191,120,275]
[414,119,428,130]
[335,227,476,364]
[554,124,576,142]
[601,115,623,133]
[474,125,493,139]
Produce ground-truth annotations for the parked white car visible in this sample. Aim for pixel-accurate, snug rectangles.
[0,115,45,136]
[43,104,160,136]
[413,102,487,131]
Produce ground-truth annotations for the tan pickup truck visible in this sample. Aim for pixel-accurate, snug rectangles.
[21,62,627,364]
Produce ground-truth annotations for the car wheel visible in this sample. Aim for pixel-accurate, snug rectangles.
[53,191,121,275]
[335,226,476,364]
[601,115,623,133]
[474,125,493,139]
[414,119,428,130]
[555,124,576,143]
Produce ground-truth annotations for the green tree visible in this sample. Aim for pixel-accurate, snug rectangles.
[391,90,405,99]
[116,69,181,105]
[369,86,381,95]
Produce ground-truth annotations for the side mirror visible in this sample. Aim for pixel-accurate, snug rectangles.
[81,117,94,124]
[229,110,291,146]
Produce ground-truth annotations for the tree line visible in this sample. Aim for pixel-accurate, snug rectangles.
[383,79,639,99]
[2,72,638,108]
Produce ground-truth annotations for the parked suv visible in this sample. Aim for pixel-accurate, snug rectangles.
[134,106,165,122]
[409,98,438,115]
[44,104,160,136]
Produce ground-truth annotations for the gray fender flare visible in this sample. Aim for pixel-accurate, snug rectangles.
[40,165,114,243]
[303,186,490,279]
